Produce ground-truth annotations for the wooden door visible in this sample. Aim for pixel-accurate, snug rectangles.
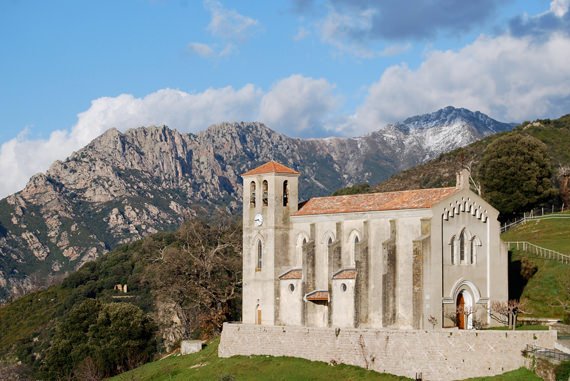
[457,294,465,329]
[257,309,262,325]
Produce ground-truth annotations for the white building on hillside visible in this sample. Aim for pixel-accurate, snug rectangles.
[241,161,508,329]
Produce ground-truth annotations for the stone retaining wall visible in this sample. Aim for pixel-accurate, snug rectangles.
[219,323,557,380]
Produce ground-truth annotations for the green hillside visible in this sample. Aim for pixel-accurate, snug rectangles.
[0,218,242,379]
[502,211,570,318]
[112,337,409,381]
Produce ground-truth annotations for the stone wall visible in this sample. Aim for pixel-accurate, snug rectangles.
[219,323,557,380]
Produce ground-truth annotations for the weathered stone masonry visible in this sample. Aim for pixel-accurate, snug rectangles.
[219,323,557,380]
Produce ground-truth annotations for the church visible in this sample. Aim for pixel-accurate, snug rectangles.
[241,161,508,330]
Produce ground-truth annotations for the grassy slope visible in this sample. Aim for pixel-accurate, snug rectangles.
[501,211,570,317]
[112,338,539,381]
[112,337,409,381]
[502,211,570,254]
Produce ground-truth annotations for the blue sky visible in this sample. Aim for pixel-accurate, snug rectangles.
[1,0,570,197]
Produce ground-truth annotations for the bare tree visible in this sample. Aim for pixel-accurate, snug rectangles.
[142,217,242,338]
[489,300,529,330]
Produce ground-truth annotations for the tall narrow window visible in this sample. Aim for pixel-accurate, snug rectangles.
[459,230,465,262]
[250,181,256,207]
[262,180,268,206]
[283,180,289,206]
[257,240,263,270]
[470,238,474,264]
[450,236,456,265]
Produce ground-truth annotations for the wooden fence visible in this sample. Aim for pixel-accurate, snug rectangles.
[506,241,570,265]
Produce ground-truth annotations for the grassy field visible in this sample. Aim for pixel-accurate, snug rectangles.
[501,211,570,318]
[501,211,570,254]
[111,338,540,381]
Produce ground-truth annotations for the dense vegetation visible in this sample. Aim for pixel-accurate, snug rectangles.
[0,217,242,379]
[479,135,556,220]
[370,114,570,220]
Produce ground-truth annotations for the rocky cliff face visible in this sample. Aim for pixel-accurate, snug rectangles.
[0,106,514,303]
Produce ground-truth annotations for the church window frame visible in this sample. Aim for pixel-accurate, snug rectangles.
[256,240,263,271]
[283,180,289,206]
[250,181,256,207]
[459,229,466,263]
[347,230,361,267]
[471,236,481,264]
[262,180,268,206]
[450,235,456,265]
[296,232,310,267]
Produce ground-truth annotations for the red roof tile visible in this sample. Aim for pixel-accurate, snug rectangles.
[279,269,303,280]
[332,268,356,280]
[305,290,329,301]
[242,161,300,176]
[293,187,459,216]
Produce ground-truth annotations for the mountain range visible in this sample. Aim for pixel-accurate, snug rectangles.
[0,106,515,303]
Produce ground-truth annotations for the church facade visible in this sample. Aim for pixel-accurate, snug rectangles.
[241,161,508,330]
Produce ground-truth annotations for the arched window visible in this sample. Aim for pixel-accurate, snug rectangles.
[328,237,333,245]
[257,240,263,270]
[262,180,268,206]
[459,229,466,263]
[470,238,474,264]
[283,180,289,206]
[471,236,481,264]
[250,181,256,207]
[352,234,360,265]
[450,236,456,265]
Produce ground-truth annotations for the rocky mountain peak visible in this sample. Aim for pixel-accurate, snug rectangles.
[0,107,515,304]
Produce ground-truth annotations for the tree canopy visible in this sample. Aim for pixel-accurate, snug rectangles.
[478,134,556,220]
[43,300,156,380]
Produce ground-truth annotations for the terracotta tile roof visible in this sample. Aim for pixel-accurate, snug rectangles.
[293,187,459,216]
[242,161,300,176]
[305,290,329,301]
[332,268,356,280]
[279,268,303,280]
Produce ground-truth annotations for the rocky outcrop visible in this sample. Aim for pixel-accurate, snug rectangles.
[0,107,514,303]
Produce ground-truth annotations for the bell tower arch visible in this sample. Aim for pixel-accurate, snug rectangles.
[241,161,300,325]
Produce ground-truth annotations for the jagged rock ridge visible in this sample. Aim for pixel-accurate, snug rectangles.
[0,106,515,303]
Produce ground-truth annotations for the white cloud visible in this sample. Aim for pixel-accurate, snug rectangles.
[318,7,377,58]
[187,42,215,58]
[206,0,259,43]
[347,33,570,133]
[550,0,569,17]
[258,74,339,137]
[190,1,259,58]
[0,86,262,198]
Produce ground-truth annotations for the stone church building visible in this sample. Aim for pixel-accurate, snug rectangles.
[241,161,508,330]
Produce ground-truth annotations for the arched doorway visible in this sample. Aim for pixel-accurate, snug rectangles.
[456,293,465,329]
[456,290,473,329]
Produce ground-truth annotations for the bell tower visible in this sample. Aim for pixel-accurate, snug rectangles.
[241,161,300,325]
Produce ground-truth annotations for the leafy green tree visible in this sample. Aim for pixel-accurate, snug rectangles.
[43,300,156,379]
[43,299,101,379]
[478,134,556,220]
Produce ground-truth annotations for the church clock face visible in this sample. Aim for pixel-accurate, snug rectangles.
[254,214,264,226]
